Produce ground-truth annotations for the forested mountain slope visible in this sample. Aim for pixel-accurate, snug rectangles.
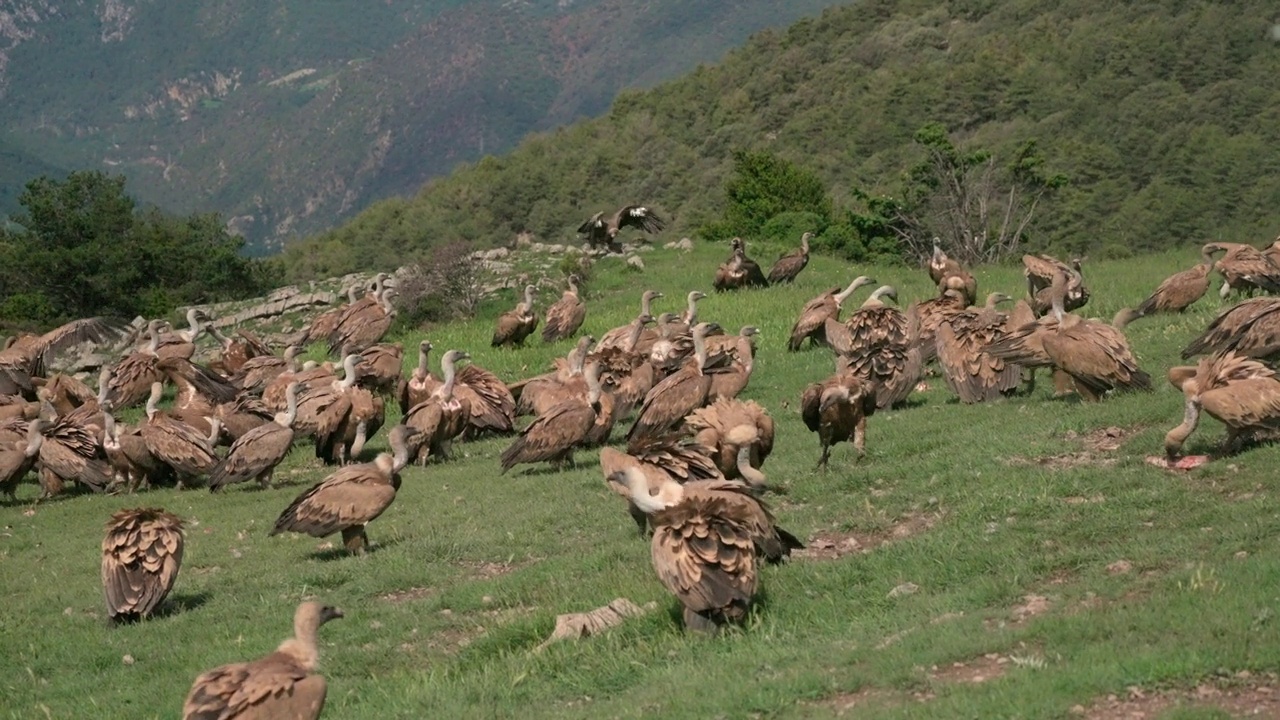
[280,0,1280,279]
[0,0,845,253]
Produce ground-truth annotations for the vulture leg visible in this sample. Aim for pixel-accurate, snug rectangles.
[1051,370,1075,398]
[627,501,649,536]
[1219,281,1231,299]
[342,525,369,554]
[258,467,275,490]
[853,416,867,458]
[683,608,720,634]
[816,443,832,471]
[39,468,63,499]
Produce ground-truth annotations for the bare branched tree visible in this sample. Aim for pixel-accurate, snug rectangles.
[892,124,1065,266]
[397,241,486,324]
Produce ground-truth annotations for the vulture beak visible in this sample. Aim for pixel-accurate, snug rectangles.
[606,470,631,493]
[320,606,345,623]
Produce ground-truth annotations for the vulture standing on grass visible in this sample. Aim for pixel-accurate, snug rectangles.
[706,326,760,402]
[787,275,876,351]
[1164,351,1280,459]
[513,336,595,416]
[231,345,302,397]
[801,369,877,467]
[401,350,472,464]
[628,323,725,441]
[300,284,361,347]
[140,382,220,488]
[356,342,404,396]
[1038,271,1152,401]
[34,412,113,497]
[825,286,922,409]
[578,205,666,251]
[328,288,397,355]
[0,419,46,500]
[453,361,518,438]
[271,425,415,554]
[208,383,300,492]
[600,435,724,535]
[500,362,604,473]
[606,469,801,633]
[1182,297,1280,361]
[492,284,539,348]
[101,507,184,623]
[542,275,587,343]
[1129,247,1214,318]
[590,330,656,418]
[685,398,774,480]
[102,409,165,492]
[1205,242,1280,298]
[182,601,343,720]
[906,288,969,363]
[397,340,440,414]
[767,232,812,284]
[714,238,768,291]
[935,292,1023,403]
[208,326,272,376]
[1024,254,1089,315]
[104,320,168,408]
[597,290,663,351]
[928,242,978,305]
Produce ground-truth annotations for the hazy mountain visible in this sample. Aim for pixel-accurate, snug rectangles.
[0,0,850,253]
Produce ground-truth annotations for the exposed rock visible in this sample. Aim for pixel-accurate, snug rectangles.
[626,256,645,271]
[665,237,695,252]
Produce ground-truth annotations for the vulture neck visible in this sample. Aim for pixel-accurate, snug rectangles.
[737,334,756,371]
[692,330,709,374]
[185,310,203,340]
[440,356,459,399]
[800,233,810,254]
[569,346,587,375]
[95,369,111,404]
[625,318,647,352]
[277,385,299,428]
[834,279,862,306]
[641,293,657,317]
[1165,398,1202,456]
[523,286,535,312]
[585,366,603,408]
[566,279,580,299]
[390,433,411,472]
[23,421,45,457]
[347,285,359,303]
[1049,274,1071,325]
[279,615,322,672]
[102,413,119,448]
[685,295,700,324]
[145,324,162,356]
[144,384,162,420]
[736,446,765,488]
[205,417,221,445]
[1198,248,1215,267]
[415,346,431,380]
[379,292,395,314]
[209,326,232,350]
[339,355,359,391]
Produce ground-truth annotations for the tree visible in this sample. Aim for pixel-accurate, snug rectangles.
[892,123,1066,264]
[0,171,276,329]
[701,150,833,243]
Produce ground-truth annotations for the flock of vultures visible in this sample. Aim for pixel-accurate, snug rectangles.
[4,204,1280,717]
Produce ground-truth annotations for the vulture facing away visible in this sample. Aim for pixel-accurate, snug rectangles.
[767,232,811,284]
[101,507,184,623]
[935,292,1023,403]
[1182,297,1280,362]
[492,284,538,348]
[542,275,587,343]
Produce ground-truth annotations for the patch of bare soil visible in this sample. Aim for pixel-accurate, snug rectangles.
[819,688,897,716]
[380,586,436,603]
[458,557,536,579]
[1008,452,1118,470]
[797,512,942,561]
[1010,425,1143,470]
[1076,674,1280,719]
[928,652,1011,684]
[987,594,1054,630]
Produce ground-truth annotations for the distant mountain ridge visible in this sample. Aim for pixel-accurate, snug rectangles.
[0,0,849,253]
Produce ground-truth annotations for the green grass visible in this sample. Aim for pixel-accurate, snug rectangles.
[3,243,1279,719]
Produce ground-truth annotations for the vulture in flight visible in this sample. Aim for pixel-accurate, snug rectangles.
[578,205,666,251]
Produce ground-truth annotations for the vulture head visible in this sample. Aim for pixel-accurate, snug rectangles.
[606,466,684,515]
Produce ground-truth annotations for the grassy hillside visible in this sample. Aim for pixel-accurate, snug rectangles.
[3,245,1279,718]
[0,0,847,253]
[281,0,1280,277]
